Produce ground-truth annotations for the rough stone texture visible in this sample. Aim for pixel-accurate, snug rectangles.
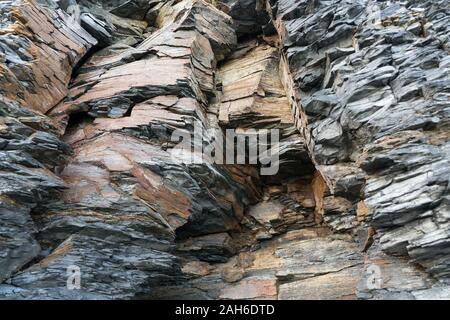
[218,0,275,37]
[147,227,447,300]
[216,39,314,180]
[269,0,450,293]
[0,0,96,113]
[1,0,261,299]
[0,0,94,284]
[1,0,449,300]
[64,0,151,46]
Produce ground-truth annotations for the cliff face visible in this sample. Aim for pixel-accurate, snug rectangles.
[0,0,449,300]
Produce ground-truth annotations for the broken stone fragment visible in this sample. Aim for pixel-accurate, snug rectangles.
[109,0,156,21]
[80,13,115,47]
[323,196,357,232]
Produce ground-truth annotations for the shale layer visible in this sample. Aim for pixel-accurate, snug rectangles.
[0,0,449,299]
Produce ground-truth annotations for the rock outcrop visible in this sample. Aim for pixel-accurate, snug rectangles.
[0,0,449,300]
[268,0,450,288]
[0,0,95,285]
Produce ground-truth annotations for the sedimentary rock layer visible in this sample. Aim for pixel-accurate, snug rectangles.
[269,0,450,284]
[0,0,95,284]
[0,0,449,300]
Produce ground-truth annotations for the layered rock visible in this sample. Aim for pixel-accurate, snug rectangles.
[1,0,264,299]
[218,0,275,37]
[0,0,95,284]
[216,39,314,180]
[0,0,96,113]
[147,226,448,300]
[0,0,449,300]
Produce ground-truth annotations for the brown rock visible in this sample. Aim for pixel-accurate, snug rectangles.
[219,277,277,300]
[0,0,96,114]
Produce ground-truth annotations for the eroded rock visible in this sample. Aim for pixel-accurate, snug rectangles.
[1,0,449,300]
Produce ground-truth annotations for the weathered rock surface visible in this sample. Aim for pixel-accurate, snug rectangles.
[269,0,450,291]
[0,0,94,285]
[216,39,314,180]
[1,0,449,300]
[0,0,96,113]
[147,227,448,300]
[1,0,261,299]
[218,0,274,37]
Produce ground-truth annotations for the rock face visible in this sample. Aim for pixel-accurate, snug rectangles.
[216,39,314,180]
[0,0,95,285]
[268,0,450,287]
[0,0,449,300]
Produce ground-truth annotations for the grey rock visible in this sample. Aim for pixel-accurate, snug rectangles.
[1,0,450,300]
[80,13,115,47]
